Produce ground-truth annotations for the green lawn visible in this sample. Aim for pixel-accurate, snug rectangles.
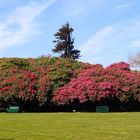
[0,113,140,140]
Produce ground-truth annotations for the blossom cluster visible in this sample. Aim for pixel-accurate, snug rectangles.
[0,57,81,109]
[0,57,140,110]
[53,62,140,105]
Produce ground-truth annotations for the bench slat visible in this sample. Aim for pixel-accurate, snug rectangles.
[96,106,109,112]
[6,106,19,113]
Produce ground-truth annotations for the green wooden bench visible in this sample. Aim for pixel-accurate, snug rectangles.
[6,106,19,113]
[96,106,109,113]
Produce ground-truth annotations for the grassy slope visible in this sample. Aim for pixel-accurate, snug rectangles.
[0,113,140,140]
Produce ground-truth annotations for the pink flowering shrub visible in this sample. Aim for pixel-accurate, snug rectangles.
[0,57,140,111]
[0,68,51,106]
[53,62,140,105]
[0,57,81,110]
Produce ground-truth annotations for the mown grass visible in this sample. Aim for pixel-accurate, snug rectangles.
[0,112,140,140]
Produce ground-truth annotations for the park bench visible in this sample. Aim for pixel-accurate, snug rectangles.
[6,106,19,113]
[96,106,109,113]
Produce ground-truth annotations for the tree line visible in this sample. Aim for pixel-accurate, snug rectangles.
[0,57,140,112]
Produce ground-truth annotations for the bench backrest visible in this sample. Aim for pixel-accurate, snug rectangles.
[96,106,109,112]
[6,106,19,113]
[9,106,19,110]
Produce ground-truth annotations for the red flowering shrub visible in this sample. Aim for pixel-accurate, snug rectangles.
[53,62,140,106]
[105,62,140,102]
[0,68,51,107]
[0,57,82,110]
[0,57,140,111]
[106,62,130,71]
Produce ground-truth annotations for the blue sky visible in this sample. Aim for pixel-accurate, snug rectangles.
[0,0,140,66]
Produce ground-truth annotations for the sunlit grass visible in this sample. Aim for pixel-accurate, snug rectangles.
[0,112,140,140]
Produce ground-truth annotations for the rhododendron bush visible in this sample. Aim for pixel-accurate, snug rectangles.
[53,62,140,106]
[0,57,140,111]
[0,68,51,110]
[0,57,81,111]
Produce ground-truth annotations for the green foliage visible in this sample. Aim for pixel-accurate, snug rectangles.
[0,57,82,111]
[52,22,81,60]
[0,58,30,70]
[0,57,140,112]
[48,58,81,90]
[9,58,30,69]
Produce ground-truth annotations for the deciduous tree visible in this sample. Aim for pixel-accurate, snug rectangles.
[128,52,140,70]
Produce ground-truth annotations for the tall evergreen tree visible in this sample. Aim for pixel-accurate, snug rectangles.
[52,22,81,60]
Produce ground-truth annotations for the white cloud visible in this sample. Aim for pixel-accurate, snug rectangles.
[79,18,140,65]
[112,4,130,12]
[62,0,104,18]
[81,56,102,64]
[79,26,113,56]
[130,40,140,48]
[0,0,57,51]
